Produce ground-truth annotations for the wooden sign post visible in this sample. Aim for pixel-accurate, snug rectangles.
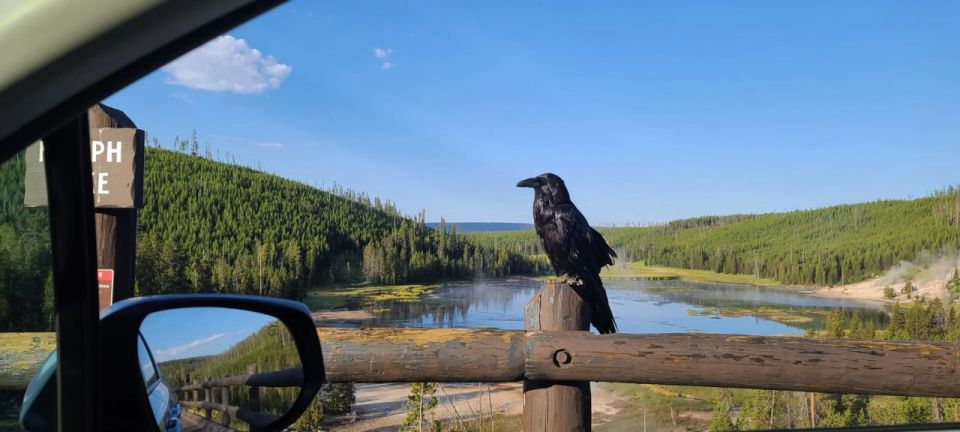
[25,104,143,309]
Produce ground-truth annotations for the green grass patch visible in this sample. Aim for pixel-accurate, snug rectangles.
[601,262,782,286]
[691,306,815,324]
[304,283,439,310]
[444,414,521,432]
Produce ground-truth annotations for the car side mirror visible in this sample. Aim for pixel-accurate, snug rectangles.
[20,295,324,432]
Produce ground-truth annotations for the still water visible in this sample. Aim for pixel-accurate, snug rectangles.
[341,278,884,335]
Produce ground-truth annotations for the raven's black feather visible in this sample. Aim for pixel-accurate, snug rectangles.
[517,173,618,334]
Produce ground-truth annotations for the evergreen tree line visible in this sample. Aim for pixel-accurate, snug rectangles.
[0,152,53,332]
[472,189,960,287]
[0,146,544,332]
[135,148,544,299]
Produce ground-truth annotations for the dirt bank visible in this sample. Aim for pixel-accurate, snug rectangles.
[329,382,624,432]
[808,254,959,306]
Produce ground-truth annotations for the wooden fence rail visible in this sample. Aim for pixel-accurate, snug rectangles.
[174,365,298,430]
[312,327,960,397]
[5,283,960,431]
[4,328,960,397]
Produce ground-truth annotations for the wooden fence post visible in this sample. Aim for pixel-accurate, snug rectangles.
[247,364,261,411]
[221,386,231,426]
[204,388,212,419]
[523,281,591,431]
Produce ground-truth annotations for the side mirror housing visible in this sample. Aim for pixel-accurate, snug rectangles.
[21,294,325,432]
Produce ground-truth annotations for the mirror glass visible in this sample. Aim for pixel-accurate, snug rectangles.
[140,307,303,432]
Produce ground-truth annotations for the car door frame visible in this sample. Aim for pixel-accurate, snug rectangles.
[0,1,286,431]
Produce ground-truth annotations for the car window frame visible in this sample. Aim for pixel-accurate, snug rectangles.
[0,2,288,432]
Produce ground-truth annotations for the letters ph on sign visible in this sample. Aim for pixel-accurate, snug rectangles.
[24,128,144,208]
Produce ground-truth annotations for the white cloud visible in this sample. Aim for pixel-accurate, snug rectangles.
[257,142,283,149]
[162,35,291,94]
[372,47,395,69]
[155,332,228,361]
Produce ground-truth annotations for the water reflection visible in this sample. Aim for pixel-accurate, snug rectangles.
[320,278,885,335]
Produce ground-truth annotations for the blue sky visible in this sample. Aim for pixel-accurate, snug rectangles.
[105,1,960,226]
[140,307,277,362]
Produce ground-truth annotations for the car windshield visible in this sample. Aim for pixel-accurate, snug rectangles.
[4,1,960,431]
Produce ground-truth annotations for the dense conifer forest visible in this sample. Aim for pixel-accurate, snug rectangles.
[0,145,544,332]
[474,190,960,287]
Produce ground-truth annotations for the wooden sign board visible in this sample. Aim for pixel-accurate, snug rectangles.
[24,128,144,208]
[97,269,114,311]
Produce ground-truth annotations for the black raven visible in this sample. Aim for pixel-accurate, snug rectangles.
[517,173,618,334]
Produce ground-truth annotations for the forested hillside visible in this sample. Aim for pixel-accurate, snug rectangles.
[158,320,301,418]
[0,147,543,332]
[136,148,543,299]
[0,153,52,332]
[473,192,960,286]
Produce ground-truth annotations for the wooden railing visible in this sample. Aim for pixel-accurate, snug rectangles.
[174,365,301,431]
[4,283,960,430]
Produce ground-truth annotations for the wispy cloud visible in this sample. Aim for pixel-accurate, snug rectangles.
[162,35,292,94]
[257,142,283,149]
[372,47,395,70]
[155,332,228,361]
[171,91,194,105]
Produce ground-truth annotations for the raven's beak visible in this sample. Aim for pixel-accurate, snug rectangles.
[516,177,541,188]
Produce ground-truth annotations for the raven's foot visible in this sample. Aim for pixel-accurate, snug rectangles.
[556,274,584,286]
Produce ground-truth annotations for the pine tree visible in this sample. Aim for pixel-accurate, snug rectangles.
[710,396,739,432]
[402,382,439,432]
[826,309,846,338]
[848,311,864,339]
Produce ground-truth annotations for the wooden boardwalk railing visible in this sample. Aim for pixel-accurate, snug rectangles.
[175,365,301,430]
[4,283,960,430]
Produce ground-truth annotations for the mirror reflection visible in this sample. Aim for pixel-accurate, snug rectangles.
[140,307,303,432]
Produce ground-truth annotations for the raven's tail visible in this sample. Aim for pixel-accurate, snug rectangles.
[569,275,617,334]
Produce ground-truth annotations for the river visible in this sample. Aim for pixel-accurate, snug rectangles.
[309,278,885,335]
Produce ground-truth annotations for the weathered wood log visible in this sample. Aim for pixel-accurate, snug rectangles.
[316,327,525,383]
[523,282,591,432]
[0,332,56,389]
[526,332,960,397]
[315,328,960,397]
[6,326,960,397]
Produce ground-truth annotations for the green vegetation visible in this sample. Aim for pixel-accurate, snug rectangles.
[0,153,53,333]
[601,262,780,285]
[690,306,814,325]
[158,321,301,417]
[304,283,438,310]
[473,189,960,287]
[632,299,960,430]
[402,382,441,432]
[884,286,897,299]
[159,320,357,429]
[0,147,545,333]
[136,147,544,299]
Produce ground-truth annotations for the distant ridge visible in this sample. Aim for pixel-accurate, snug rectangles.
[427,222,533,232]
